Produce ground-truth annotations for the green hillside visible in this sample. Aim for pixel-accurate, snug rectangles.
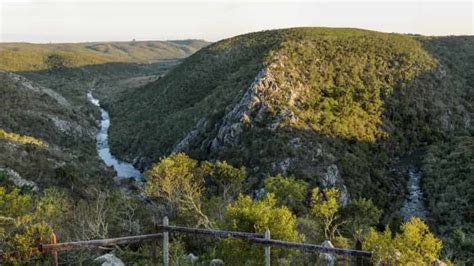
[0,71,115,195]
[0,40,209,72]
[107,28,473,260]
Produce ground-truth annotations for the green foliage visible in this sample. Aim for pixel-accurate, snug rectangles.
[422,136,474,262]
[0,40,209,71]
[220,193,302,264]
[364,217,443,265]
[108,30,284,161]
[44,53,71,72]
[264,174,308,214]
[0,129,46,147]
[341,198,382,242]
[269,31,435,142]
[203,160,246,202]
[107,29,471,232]
[145,153,248,228]
[145,153,211,227]
[0,187,68,264]
[0,71,115,194]
[310,187,341,240]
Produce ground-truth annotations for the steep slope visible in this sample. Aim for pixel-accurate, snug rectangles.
[0,40,209,72]
[109,28,472,226]
[0,71,114,196]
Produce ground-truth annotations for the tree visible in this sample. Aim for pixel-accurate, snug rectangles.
[44,53,71,72]
[310,187,344,240]
[203,160,246,202]
[341,198,381,243]
[220,193,302,263]
[364,217,443,265]
[145,153,212,228]
[0,187,66,264]
[264,174,308,214]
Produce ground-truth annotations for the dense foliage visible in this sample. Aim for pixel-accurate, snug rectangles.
[364,218,442,265]
[422,136,474,262]
[0,71,114,194]
[109,28,470,218]
[140,153,446,264]
[0,40,208,72]
[108,30,472,261]
[1,28,471,264]
[220,194,302,264]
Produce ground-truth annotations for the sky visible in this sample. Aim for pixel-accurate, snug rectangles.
[0,0,472,43]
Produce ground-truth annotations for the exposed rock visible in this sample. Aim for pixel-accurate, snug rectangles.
[186,253,199,265]
[0,167,38,191]
[49,116,92,137]
[271,158,292,176]
[94,253,125,266]
[319,164,349,206]
[2,71,70,107]
[210,259,224,265]
[210,69,267,150]
[173,118,208,153]
[209,66,290,151]
[253,188,266,199]
[319,240,335,266]
[463,113,471,130]
[321,164,339,187]
[440,109,454,131]
[289,137,301,149]
[339,185,349,207]
[432,259,448,266]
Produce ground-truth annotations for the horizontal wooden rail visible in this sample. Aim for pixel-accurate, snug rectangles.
[159,224,371,258]
[158,225,264,239]
[246,238,371,257]
[39,233,163,252]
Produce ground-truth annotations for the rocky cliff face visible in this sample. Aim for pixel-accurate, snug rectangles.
[172,62,351,203]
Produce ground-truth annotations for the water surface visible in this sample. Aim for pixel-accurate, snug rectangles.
[87,92,142,180]
[400,168,428,221]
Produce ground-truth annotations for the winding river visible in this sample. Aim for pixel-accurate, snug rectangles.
[87,92,143,180]
[400,168,428,221]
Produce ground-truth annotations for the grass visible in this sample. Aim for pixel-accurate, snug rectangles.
[0,129,46,147]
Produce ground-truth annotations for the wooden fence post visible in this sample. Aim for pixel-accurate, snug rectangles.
[50,232,58,266]
[265,229,270,266]
[163,217,169,266]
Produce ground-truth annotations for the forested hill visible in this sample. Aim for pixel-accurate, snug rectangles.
[108,28,473,259]
[0,39,209,72]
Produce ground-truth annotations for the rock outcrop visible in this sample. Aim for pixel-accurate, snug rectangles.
[0,167,38,191]
[94,253,125,266]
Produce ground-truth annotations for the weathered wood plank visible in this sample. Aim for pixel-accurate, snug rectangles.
[157,225,264,239]
[39,233,163,252]
[159,225,371,258]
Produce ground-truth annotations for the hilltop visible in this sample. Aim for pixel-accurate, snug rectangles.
[107,28,473,256]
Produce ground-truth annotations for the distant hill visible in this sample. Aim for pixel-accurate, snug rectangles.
[0,40,209,71]
[107,28,473,255]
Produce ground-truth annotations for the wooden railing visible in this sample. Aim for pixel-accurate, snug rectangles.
[4,216,372,265]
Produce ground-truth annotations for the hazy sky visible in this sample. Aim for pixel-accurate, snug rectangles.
[1,0,472,43]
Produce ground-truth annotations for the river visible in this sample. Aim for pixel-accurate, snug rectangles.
[87,92,143,180]
[400,168,428,221]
